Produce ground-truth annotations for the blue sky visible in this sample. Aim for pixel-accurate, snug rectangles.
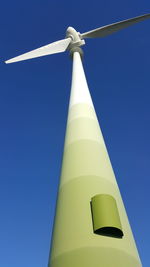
[1,0,150,266]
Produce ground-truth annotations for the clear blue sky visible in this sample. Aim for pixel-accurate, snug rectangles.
[1,0,150,266]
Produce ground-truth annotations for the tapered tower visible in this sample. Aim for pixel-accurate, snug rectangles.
[48,51,141,267]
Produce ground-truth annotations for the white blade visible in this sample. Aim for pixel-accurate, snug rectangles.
[81,14,150,38]
[5,38,71,64]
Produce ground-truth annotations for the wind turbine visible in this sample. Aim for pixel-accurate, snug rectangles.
[5,13,150,267]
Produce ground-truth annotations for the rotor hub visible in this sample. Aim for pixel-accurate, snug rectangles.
[66,27,85,50]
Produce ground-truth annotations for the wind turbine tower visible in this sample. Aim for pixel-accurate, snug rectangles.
[5,13,150,267]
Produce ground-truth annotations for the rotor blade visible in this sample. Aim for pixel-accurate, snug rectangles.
[81,13,150,38]
[5,38,71,64]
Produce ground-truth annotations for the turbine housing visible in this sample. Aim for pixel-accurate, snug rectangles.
[66,27,85,50]
[66,27,85,59]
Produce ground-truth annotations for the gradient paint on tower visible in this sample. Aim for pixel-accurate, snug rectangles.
[48,51,142,266]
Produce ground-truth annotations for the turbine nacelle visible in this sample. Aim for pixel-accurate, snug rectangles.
[66,26,85,50]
